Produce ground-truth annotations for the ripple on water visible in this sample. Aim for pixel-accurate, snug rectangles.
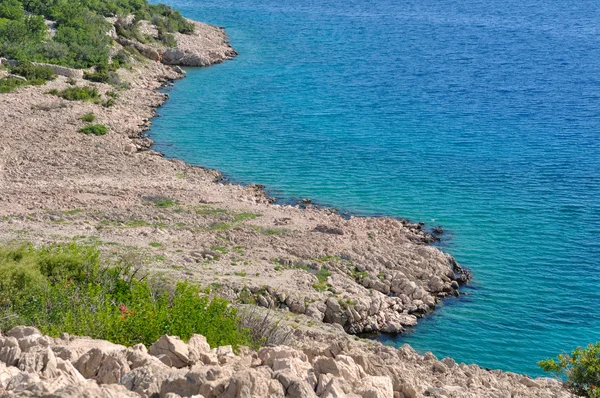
[151,0,600,376]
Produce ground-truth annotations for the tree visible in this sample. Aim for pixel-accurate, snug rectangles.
[539,343,600,398]
[0,0,24,21]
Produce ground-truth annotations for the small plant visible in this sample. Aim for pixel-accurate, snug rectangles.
[80,112,96,123]
[313,267,332,292]
[155,199,176,208]
[234,271,247,277]
[49,86,101,102]
[148,242,163,248]
[539,343,600,398]
[232,212,262,223]
[79,124,108,136]
[0,78,27,93]
[10,62,55,85]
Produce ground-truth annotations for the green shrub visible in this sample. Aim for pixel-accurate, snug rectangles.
[49,86,100,101]
[0,243,251,350]
[539,343,600,398]
[79,124,108,136]
[10,62,55,85]
[0,77,27,93]
[80,112,96,122]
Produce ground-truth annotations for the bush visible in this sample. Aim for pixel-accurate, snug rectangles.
[10,62,55,85]
[79,124,108,136]
[80,112,96,122]
[49,86,100,101]
[0,77,27,93]
[539,343,600,397]
[0,243,251,350]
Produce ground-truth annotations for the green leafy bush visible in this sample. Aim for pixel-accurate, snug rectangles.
[0,77,27,93]
[49,86,100,101]
[0,0,193,69]
[80,112,96,122]
[10,62,55,85]
[0,243,251,350]
[539,343,600,398]
[79,124,108,136]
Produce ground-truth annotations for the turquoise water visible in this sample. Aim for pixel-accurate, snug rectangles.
[149,0,600,376]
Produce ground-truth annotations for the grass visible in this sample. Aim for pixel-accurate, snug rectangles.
[350,266,368,281]
[249,226,288,236]
[148,242,162,248]
[79,124,108,136]
[0,243,251,350]
[312,268,332,292]
[80,112,96,123]
[155,199,176,208]
[63,209,83,215]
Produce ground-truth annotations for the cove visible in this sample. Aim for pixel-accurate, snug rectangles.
[149,0,600,376]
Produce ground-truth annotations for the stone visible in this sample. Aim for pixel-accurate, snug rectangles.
[0,345,21,367]
[258,346,308,368]
[149,335,190,368]
[7,326,41,340]
[74,348,130,384]
[313,356,365,381]
[187,335,211,365]
[220,367,273,398]
[353,376,394,398]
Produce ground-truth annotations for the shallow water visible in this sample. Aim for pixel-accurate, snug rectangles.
[149,0,600,376]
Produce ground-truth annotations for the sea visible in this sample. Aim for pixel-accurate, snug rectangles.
[148,0,600,376]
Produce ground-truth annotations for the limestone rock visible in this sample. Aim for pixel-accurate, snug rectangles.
[149,335,190,369]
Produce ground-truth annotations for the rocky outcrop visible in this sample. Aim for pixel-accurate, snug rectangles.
[0,327,573,398]
[114,19,237,67]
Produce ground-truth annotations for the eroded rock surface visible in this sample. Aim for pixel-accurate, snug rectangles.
[0,328,572,398]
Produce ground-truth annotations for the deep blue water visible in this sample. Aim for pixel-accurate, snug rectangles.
[149,0,600,376]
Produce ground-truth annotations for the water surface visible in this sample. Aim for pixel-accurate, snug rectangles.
[149,0,600,376]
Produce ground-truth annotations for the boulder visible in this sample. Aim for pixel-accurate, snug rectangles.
[220,367,274,398]
[74,348,130,384]
[352,376,393,398]
[149,335,190,368]
[258,346,308,368]
[313,356,365,381]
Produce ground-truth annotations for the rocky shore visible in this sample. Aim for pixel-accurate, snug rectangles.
[0,326,570,398]
[0,15,572,398]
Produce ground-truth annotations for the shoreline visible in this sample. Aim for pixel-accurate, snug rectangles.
[0,15,571,397]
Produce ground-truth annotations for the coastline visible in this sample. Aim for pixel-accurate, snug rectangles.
[0,16,572,398]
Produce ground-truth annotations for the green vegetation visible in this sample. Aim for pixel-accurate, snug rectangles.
[0,243,250,349]
[539,343,600,398]
[249,225,288,236]
[10,62,56,84]
[155,199,176,208]
[0,77,26,93]
[80,112,96,122]
[148,242,162,248]
[0,62,56,93]
[48,86,100,101]
[79,124,108,136]
[232,212,261,223]
[0,0,195,69]
[312,267,331,292]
